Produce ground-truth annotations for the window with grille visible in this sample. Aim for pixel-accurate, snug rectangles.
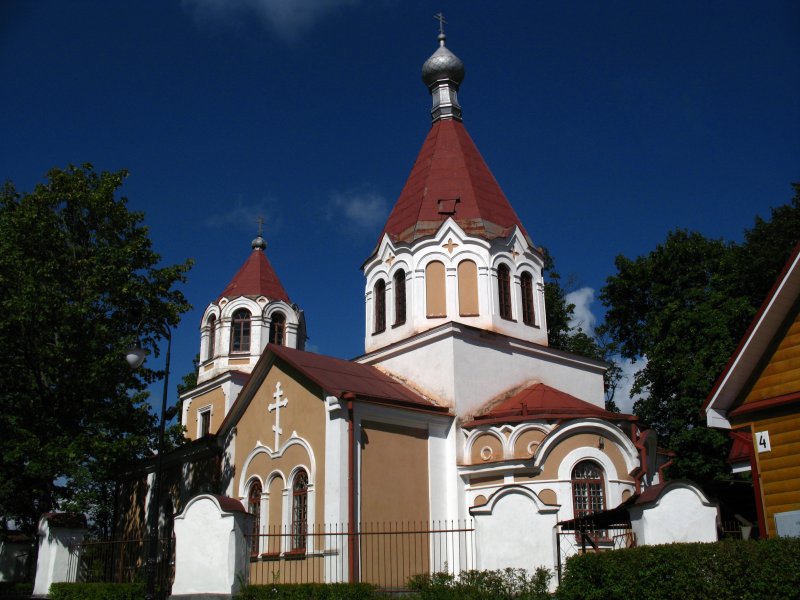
[199,409,211,437]
[230,308,251,353]
[291,470,308,550]
[572,460,606,539]
[498,264,512,320]
[393,270,406,326]
[374,280,386,333]
[248,481,262,556]
[269,312,286,345]
[521,272,535,325]
[207,314,216,360]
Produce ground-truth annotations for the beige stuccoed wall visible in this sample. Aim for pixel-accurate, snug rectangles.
[188,387,226,441]
[235,361,327,532]
[539,432,632,481]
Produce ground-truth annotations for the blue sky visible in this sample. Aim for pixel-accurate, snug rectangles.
[2,1,798,412]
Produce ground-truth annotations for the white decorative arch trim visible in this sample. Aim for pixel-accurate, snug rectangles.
[237,434,317,498]
[557,447,620,482]
[470,485,559,516]
[464,427,508,459]
[535,419,639,474]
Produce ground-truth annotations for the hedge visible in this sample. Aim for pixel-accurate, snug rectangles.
[235,582,381,599]
[407,568,552,600]
[48,582,145,600]
[556,537,800,600]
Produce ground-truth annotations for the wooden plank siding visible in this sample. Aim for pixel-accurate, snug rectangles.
[744,315,800,404]
[737,411,800,538]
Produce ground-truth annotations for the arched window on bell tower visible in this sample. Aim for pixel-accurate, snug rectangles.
[206,314,217,360]
[231,308,251,353]
[393,270,406,326]
[374,279,386,333]
[497,264,512,320]
[521,271,535,326]
[269,311,286,345]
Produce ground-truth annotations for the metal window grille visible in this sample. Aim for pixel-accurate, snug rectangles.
[498,265,512,319]
[292,471,308,550]
[374,280,386,333]
[231,309,251,352]
[394,270,406,325]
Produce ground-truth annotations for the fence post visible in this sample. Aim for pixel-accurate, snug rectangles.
[32,513,87,597]
[171,494,248,598]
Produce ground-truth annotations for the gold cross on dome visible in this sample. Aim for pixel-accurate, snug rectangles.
[385,254,396,266]
[434,12,447,35]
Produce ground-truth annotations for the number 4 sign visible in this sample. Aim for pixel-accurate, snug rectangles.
[756,431,771,453]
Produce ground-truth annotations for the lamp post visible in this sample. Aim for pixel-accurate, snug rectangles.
[127,323,171,600]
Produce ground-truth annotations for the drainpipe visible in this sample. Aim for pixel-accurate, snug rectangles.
[343,392,359,583]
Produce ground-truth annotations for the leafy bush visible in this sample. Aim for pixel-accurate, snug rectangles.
[235,582,381,599]
[48,582,145,600]
[0,582,34,598]
[556,537,800,600]
[407,568,552,599]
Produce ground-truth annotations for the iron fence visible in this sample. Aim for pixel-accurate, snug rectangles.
[66,536,174,598]
[244,520,475,591]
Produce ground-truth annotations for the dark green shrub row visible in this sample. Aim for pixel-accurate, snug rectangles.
[236,582,381,599]
[407,568,552,600]
[557,537,800,600]
[49,582,145,600]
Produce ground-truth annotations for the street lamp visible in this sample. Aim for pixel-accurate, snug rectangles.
[128,323,172,600]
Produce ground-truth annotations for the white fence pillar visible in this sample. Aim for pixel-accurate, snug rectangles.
[32,513,87,597]
[171,494,249,598]
[629,480,719,545]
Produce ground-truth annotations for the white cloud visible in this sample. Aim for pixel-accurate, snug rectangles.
[612,355,647,414]
[203,198,280,233]
[565,286,597,334]
[182,0,359,38]
[328,188,389,231]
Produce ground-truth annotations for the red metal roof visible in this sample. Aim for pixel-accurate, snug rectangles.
[727,431,753,465]
[377,119,531,247]
[465,383,635,426]
[269,344,448,412]
[217,248,290,302]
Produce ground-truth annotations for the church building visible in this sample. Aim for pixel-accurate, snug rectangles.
[118,29,675,581]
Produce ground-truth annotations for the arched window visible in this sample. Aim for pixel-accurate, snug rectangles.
[269,312,286,346]
[425,261,446,318]
[457,260,479,316]
[206,314,216,360]
[248,480,262,556]
[291,470,308,551]
[521,272,535,326]
[374,280,386,333]
[230,308,251,353]
[393,270,406,326]
[571,460,605,520]
[497,264,512,320]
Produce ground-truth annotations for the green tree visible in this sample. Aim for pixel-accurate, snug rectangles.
[0,164,193,535]
[599,186,800,483]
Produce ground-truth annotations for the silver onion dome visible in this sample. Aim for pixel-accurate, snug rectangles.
[422,32,464,123]
[422,33,465,87]
[251,235,266,250]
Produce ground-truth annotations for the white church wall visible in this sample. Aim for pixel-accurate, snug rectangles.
[629,482,719,545]
[171,494,249,597]
[471,487,559,576]
[32,515,86,597]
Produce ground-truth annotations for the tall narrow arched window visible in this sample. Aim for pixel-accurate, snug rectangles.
[393,270,406,326]
[269,312,286,346]
[230,308,251,353]
[457,260,479,316]
[571,460,605,520]
[521,272,535,326]
[248,480,262,556]
[291,470,308,551]
[374,280,386,333]
[498,264,512,320]
[425,261,446,318]
[206,315,216,360]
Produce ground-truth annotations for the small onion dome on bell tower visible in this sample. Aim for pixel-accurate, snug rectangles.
[251,234,266,250]
[421,19,464,123]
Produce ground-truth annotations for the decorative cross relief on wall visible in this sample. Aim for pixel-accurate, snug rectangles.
[268,381,289,450]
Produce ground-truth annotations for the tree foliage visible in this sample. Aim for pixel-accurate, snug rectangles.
[0,165,193,535]
[599,184,800,483]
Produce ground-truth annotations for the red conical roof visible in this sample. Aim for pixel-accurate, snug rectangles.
[217,248,290,303]
[378,119,531,247]
[465,383,635,426]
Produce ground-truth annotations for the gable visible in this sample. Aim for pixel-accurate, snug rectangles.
[741,309,800,406]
